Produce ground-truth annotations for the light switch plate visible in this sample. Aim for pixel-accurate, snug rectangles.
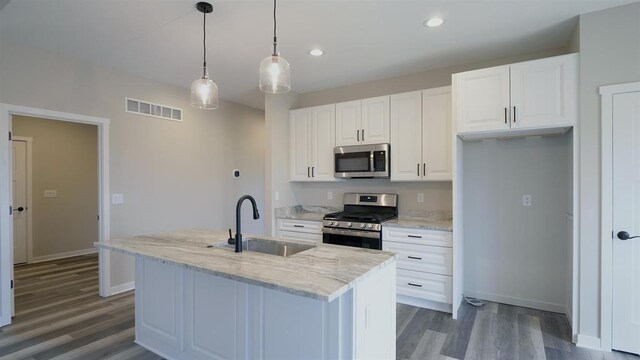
[274,191,280,201]
[328,191,333,200]
[417,193,424,203]
[523,195,532,207]
[44,190,57,198]
[112,193,124,205]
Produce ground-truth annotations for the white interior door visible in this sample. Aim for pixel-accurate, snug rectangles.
[612,91,640,355]
[12,140,27,265]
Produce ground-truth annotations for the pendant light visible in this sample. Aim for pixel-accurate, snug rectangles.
[191,2,218,109]
[259,0,291,93]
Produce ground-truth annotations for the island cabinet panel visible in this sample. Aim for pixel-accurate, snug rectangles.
[133,256,396,360]
[136,258,184,358]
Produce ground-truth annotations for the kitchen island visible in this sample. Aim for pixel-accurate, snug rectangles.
[96,229,397,360]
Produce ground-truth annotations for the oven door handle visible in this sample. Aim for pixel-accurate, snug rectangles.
[322,227,381,239]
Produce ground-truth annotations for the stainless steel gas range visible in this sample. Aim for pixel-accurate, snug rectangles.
[322,193,398,250]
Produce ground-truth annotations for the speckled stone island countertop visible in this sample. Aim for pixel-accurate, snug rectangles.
[274,205,339,221]
[95,229,396,302]
[384,210,453,232]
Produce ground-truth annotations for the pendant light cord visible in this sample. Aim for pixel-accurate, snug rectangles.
[202,11,207,75]
[272,0,278,55]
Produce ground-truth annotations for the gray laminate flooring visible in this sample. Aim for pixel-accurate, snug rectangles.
[2,255,638,360]
[397,302,640,360]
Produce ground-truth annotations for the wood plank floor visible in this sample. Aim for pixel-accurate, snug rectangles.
[1,255,638,360]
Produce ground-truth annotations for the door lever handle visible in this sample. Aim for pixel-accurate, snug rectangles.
[617,231,639,240]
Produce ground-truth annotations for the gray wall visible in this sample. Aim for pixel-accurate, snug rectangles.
[577,2,640,340]
[0,40,266,288]
[13,116,99,259]
[462,135,571,311]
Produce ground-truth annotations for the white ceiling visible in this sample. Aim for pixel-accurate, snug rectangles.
[0,0,634,109]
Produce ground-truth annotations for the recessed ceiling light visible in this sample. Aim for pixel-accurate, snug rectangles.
[309,49,324,57]
[424,17,445,28]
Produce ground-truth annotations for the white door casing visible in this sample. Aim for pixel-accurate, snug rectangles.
[611,91,640,355]
[12,140,27,264]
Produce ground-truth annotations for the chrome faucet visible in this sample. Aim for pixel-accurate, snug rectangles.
[233,195,260,253]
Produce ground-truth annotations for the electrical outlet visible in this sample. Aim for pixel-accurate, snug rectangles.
[274,191,280,201]
[112,193,124,205]
[417,193,424,203]
[44,190,57,198]
[328,191,333,200]
[523,194,532,207]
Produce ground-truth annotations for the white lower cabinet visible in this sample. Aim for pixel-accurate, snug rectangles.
[276,219,323,244]
[383,227,454,312]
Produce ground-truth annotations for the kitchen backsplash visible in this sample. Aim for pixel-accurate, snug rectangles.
[293,179,452,212]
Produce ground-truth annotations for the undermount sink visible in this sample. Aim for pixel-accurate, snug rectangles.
[215,238,316,257]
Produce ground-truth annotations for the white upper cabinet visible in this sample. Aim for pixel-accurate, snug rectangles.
[311,104,336,181]
[289,108,312,181]
[335,100,361,146]
[422,87,452,181]
[390,91,423,181]
[454,65,510,134]
[510,55,577,129]
[454,53,577,138]
[361,96,390,144]
[289,105,336,182]
[336,97,390,146]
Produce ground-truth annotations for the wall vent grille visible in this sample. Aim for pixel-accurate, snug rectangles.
[125,97,182,122]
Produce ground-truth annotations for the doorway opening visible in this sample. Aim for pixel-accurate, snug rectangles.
[0,104,111,326]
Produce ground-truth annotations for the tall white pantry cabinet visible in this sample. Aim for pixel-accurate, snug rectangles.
[452,53,579,329]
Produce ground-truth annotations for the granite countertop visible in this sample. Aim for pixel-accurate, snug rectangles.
[383,211,453,232]
[95,229,396,302]
[274,205,339,222]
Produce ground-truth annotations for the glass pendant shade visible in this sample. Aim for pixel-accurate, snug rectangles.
[190,70,218,109]
[259,55,291,93]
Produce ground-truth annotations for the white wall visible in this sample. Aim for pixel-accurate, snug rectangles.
[264,92,301,235]
[0,40,265,289]
[462,134,571,312]
[576,2,640,341]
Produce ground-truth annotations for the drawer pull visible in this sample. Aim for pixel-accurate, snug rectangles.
[408,283,422,288]
[293,225,304,228]
[407,235,422,239]
[407,256,422,260]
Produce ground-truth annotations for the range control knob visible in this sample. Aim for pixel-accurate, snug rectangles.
[360,223,366,228]
[367,224,373,229]
[332,221,339,226]
[347,222,352,227]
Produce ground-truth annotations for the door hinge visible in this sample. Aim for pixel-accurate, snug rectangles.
[10,280,13,289]
[8,131,11,141]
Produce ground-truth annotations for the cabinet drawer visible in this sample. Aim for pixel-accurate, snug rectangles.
[397,269,452,304]
[382,227,452,247]
[277,230,322,244]
[277,219,322,234]
[383,242,452,276]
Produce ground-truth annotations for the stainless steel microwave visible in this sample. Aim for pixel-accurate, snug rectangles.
[334,143,390,178]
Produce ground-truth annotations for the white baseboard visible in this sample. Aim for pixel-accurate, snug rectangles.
[397,294,452,314]
[30,248,98,264]
[576,334,602,350]
[463,290,566,314]
[107,281,135,296]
